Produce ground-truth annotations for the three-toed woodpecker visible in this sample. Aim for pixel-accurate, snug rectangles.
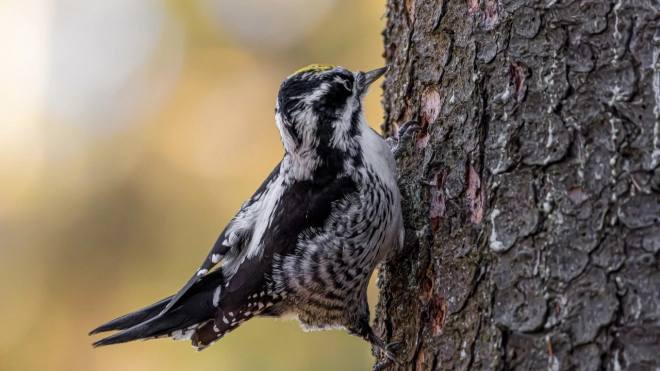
[90,65,404,363]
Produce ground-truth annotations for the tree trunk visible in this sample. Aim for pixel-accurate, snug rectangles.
[375,1,660,370]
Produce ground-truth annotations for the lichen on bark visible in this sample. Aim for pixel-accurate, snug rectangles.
[375,1,660,370]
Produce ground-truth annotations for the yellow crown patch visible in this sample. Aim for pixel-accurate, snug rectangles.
[291,64,335,76]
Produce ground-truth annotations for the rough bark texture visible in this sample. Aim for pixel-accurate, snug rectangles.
[375,1,660,370]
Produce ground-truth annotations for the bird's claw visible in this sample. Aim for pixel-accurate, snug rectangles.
[397,121,420,142]
[372,359,390,371]
[389,120,421,156]
[384,341,402,355]
[371,338,403,370]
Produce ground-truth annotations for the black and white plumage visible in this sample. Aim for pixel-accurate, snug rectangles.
[90,65,404,361]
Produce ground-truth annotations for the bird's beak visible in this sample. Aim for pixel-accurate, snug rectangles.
[363,67,387,86]
[358,67,386,95]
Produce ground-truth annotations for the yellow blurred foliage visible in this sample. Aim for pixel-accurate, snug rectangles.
[0,0,386,370]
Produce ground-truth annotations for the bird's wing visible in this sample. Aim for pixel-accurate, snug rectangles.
[159,162,283,315]
[222,172,360,296]
[184,172,361,350]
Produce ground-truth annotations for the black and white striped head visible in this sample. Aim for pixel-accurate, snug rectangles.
[275,65,385,157]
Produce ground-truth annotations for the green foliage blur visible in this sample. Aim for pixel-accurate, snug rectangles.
[0,1,386,370]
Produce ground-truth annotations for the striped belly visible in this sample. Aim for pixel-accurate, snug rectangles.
[277,178,395,328]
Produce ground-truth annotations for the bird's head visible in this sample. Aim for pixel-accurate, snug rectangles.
[275,65,385,158]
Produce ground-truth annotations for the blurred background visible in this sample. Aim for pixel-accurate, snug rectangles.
[0,0,386,370]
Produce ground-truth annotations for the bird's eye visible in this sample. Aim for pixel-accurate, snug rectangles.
[334,76,352,92]
[340,79,352,92]
[343,80,352,91]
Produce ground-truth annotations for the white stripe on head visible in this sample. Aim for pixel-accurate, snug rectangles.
[330,76,359,154]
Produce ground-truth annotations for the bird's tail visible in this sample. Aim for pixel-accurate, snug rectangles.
[91,308,203,347]
[89,296,171,335]
[90,271,223,347]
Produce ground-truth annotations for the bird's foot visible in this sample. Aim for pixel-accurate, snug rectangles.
[388,120,420,156]
[372,344,402,370]
[369,333,402,370]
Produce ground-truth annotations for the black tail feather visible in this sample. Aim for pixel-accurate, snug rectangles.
[159,246,230,316]
[92,310,191,347]
[91,270,224,347]
[158,275,199,317]
[89,296,172,335]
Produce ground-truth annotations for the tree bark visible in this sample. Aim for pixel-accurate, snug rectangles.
[375,1,660,370]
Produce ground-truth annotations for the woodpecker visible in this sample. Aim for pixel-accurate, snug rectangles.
[90,65,404,364]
